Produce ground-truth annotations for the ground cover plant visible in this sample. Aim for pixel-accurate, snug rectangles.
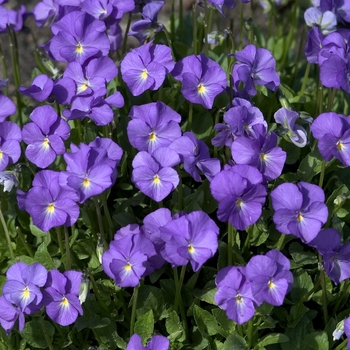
[0,0,350,349]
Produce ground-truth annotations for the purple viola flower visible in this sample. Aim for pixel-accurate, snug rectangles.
[160,211,219,271]
[172,53,227,109]
[22,105,70,168]
[304,7,337,34]
[0,121,22,171]
[2,262,48,313]
[271,182,328,243]
[81,0,113,20]
[132,148,180,202]
[63,56,118,96]
[128,1,165,43]
[319,0,350,24]
[51,76,76,105]
[127,102,181,153]
[305,27,325,64]
[309,228,350,284]
[274,107,308,147]
[215,266,257,325]
[18,74,54,102]
[102,232,156,288]
[126,334,170,350]
[310,112,350,166]
[0,92,16,123]
[246,250,293,306]
[19,170,80,232]
[212,100,266,147]
[345,317,350,350]
[121,42,174,96]
[231,44,280,96]
[42,270,83,326]
[231,124,286,181]
[63,89,124,126]
[49,11,110,64]
[60,143,114,203]
[170,132,220,182]
[0,296,23,334]
[210,164,267,230]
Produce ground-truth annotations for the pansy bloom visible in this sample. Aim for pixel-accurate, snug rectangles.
[126,334,170,350]
[271,181,328,243]
[172,53,227,109]
[22,105,70,168]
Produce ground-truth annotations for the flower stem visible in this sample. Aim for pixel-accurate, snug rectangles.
[299,62,310,97]
[227,223,235,266]
[0,41,8,95]
[203,0,209,56]
[56,227,64,257]
[319,254,328,326]
[122,13,132,55]
[246,318,254,349]
[130,283,140,337]
[0,204,14,259]
[171,0,175,43]
[187,103,193,131]
[276,233,285,251]
[318,160,326,188]
[334,338,348,350]
[174,265,186,312]
[64,226,71,270]
[334,279,349,314]
[93,197,107,247]
[177,165,183,211]
[39,313,54,350]
[192,2,198,55]
[16,226,34,258]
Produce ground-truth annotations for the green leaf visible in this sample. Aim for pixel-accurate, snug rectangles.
[282,315,314,350]
[30,221,48,237]
[192,111,214,140]
[75,316,111,332]
[290,269,314,303]
[21,320,54,349]
[136,285,167,320]
[193,280,217,305]
[289,242,318,266]
[256,333,289,348]
[166,310,185,342]
[34,242,55,270]
[297,148,324,182]
[197,180,217,214]
[212,309,236,337]
[134,310,154,344]
[288,303,309,328]
[301,331,329,350]
[193,305,222,337]
[223,334,247,350]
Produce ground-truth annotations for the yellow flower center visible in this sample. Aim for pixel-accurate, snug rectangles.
[140,69,148,80]
[42,138,50,149]
[47,203,55,214]
[297,212,303,221]
[76,43,84,53]
[83,178,90,188]
[61,296,69,307]
[153,174,161,185]
[149,132,157,141]
[268,280,275,289]
[337,141,344,150]
[261,153,266,160]
[0,151,3,159]
[236,295,243,303]
[125,262,132,271]
[22,286,30,300]
[188,245,195,254]
[236,199,243,206]
[197,84,206,94]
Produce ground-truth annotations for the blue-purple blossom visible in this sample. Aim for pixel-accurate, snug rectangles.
[102,230,157,287]
[215,266,257,324]
[0,296,23,334]
[172,53,227,109]
[121,42,174,96]
[231,124,286,181]
[132,148,180,202]
[18,74,54,102]
[274,107,308,147]
[22,105,70,168]
[0,121,22,171]
[304,7,337,34]
[210,164,267,230]
[231,44,280,96]
[126,334,170,350]
[271,182,328,243]
[127,102,181,153]
[160,211,219,271]
[0,93,16,122]
[42,270,83,326]
[309,228,350,284]
[311,112,350,165]
[246,250,293,306]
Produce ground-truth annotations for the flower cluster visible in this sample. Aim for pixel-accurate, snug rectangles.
[102,209,219,288]
[215,250,293,324]
[0,262,84,333]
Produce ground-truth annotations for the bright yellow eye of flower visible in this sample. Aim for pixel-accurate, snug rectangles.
[149,132,157,141]
[22,286,30,300]
[125,262,132,271]
[153,174,161,185]
[83,178,90,188]
[268,280,275,289]
[76,43,84,53]
[197,84,206,94]
[188,245,195,254]
[140,69,148,80]
[61,297,69,307]
[47,203,55,214]
[337,141,344,150]
[0,151,3,159]
[42,138,50,149]
[236,295,243,303]
[297,212,303,221]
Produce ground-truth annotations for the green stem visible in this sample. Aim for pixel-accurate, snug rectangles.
[174,265,186,312]
[16,226,34,258]
[319,254,328,326]
[192,2,198,54]
[239,3,244,50]
[64,226,71,270]
[88,270,110,313]
[56,227,65,257]
[246,318,254,349]
[318,160,326,188]
[174,266,189,340]
[171,0,175,43]
[38,313,54,350]
[299,62,310,97]
[0,204,14,259]
[276,233,285,251]
[179,0,183,41]
[93,197,107,247]
[177,166,183,211]
[130,283,140,337]
[102,197,114,233]
[242,226,252,254]
[334,279,350,314]
[327,88,336,111]
[299,275,321,303]
[122,13,132,55]
[203,0,209,56]
[227,223,235,266]
[187,103,193,131]
[0,41,8,95]
[334,338,348,350]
